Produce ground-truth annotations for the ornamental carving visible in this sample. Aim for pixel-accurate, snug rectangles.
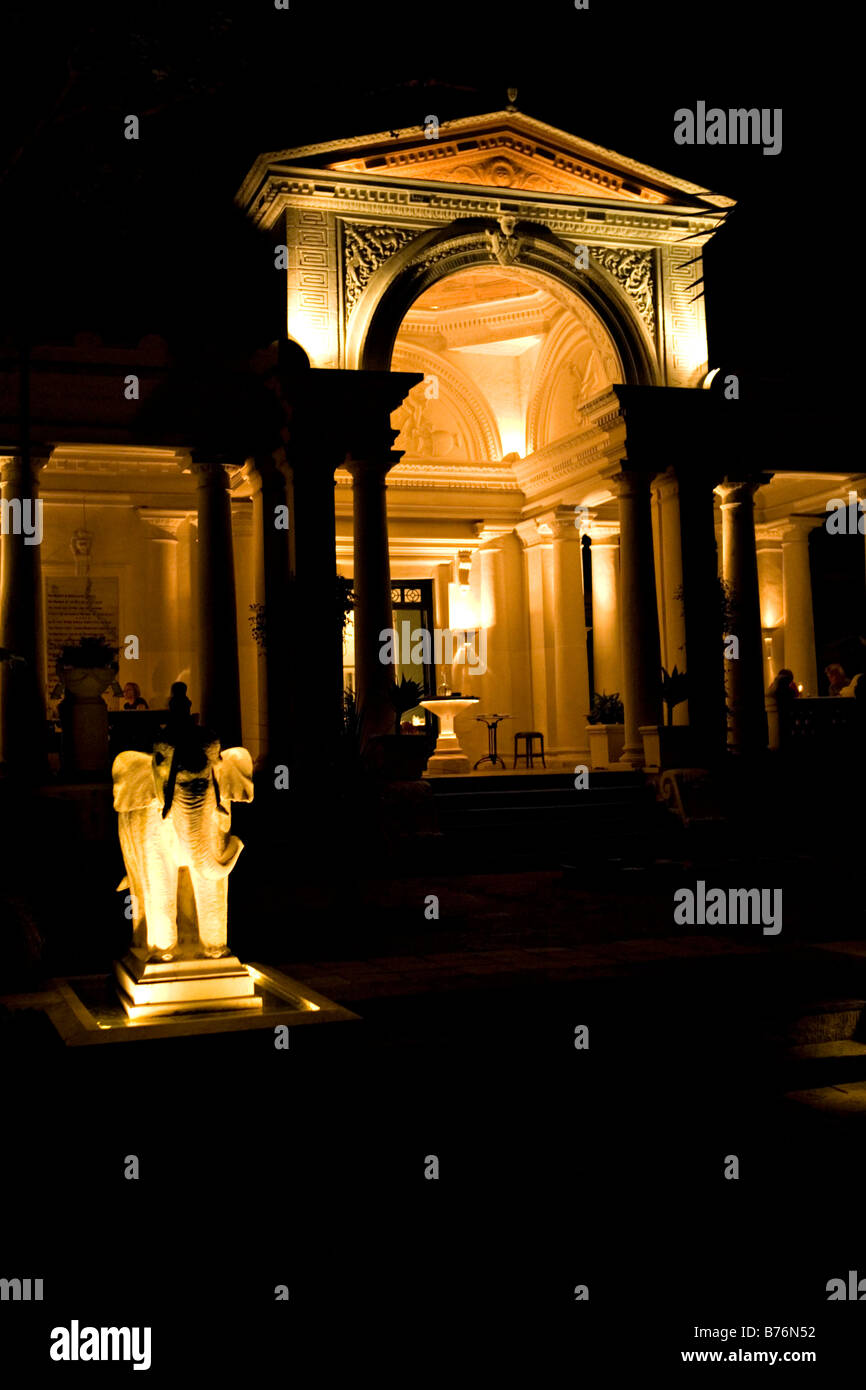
[344,224,418,314]
[590,248,655,334]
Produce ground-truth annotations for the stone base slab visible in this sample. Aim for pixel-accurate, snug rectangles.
[114,950,262,1020]
[424,751,471,776]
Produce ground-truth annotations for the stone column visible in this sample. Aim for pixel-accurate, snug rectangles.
[716,478,767,754]
[345,455,399,744]
[607,468,662,766]
[175,517,199,713]
[0,451,49,774]
[587,520,621,699]
[550,510,591,763]
[675,468,727,760]
[651,471,687,723]
[755,532,784,689]
[231,501,258,758]
[245,466,268,757]
[517,523,556,747]
[139,513,181,709]
[243,455,293,769]
[780,517,819,695]
[191,460,242,748]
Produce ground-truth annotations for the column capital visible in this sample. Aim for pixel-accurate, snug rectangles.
[650,468,680,503]
[715,475,772,505]
[586,517,620,544]
[137,509,187,540]
[0,449,52,485]
[530,506,585,542]
[344,452,402,481]
[778,514,821,541]
[601,464,652,500]
[515,518,553,548]
[473,521,513,544]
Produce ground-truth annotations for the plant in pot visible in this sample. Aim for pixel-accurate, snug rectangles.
[54,635,121,776]
[661,666,688,726]
[366,675,430,781]
[586,690,625,768]
[642,667,696,770]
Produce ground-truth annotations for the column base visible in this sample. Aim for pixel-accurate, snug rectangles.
[618,742,646,769]
[114,950,263,1020]
[423,751,471,776]
[548,746,591,772]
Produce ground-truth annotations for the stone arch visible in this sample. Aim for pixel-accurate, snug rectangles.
[390,342,503,462]
[345,218,660,389]
[525,310,619,454]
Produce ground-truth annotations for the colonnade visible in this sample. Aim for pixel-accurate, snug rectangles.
[0,406,846,778]
[467,464,830,768]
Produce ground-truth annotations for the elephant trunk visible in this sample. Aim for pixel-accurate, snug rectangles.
[170,777,241,881]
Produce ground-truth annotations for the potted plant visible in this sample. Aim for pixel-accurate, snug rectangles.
[586,690,626,768]
[365,676,430,780]
[54,635,121,775]
[641,667,697,770]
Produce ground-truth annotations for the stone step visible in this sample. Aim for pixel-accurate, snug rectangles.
[765,998,866,1047]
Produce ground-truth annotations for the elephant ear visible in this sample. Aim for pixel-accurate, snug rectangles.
[217,748,254,803]
[112,750,159,811]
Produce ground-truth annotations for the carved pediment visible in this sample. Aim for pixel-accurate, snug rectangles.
[332,136,667,202]
[269,110,733,210]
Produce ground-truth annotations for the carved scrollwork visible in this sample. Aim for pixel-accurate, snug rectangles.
[344,224,418,314]
[590,247,655,334]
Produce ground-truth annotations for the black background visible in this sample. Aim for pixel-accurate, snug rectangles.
[0,0,858,1375]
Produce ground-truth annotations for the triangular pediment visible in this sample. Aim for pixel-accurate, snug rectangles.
[260,109,732,210]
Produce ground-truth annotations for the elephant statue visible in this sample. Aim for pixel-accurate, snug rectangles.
[112,726,254,963]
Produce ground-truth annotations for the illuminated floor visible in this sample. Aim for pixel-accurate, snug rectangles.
[32,964,359,1044]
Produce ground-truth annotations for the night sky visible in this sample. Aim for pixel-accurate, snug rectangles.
[0,1,817,382]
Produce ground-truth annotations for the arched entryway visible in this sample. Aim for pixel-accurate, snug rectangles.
[346,218,660,390]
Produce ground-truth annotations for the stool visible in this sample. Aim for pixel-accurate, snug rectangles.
[513,731,546,768]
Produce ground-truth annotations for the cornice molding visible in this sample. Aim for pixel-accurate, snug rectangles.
[239,109,732,211]
[245,169,721,246]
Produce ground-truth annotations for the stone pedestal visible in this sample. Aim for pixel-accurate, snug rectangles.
[114,950,262,1021]
[420,697,478,775]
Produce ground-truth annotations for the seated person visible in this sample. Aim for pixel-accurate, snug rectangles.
[768,668,799,702]
[825,663,850,696]
[122,682,148,710]
[168,681,192,722]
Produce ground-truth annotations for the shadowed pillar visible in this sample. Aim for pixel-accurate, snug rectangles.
[345,454,400,744]
[675,467,727,762]
[587,519,621,699]
[139,512,181,708]
[243,454,292,770]
[651,471,688,722]
[607,467,662,766]
[191,459,242,748]
[716,477,768,754]
[550,509,591,763]
[780,517,819,695]
[0,450,49,775]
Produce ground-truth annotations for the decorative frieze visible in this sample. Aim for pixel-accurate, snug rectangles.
[590,248,655,334]
[344,224,419,314]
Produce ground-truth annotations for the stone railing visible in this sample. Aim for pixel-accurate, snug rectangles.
[766,695,863,751]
